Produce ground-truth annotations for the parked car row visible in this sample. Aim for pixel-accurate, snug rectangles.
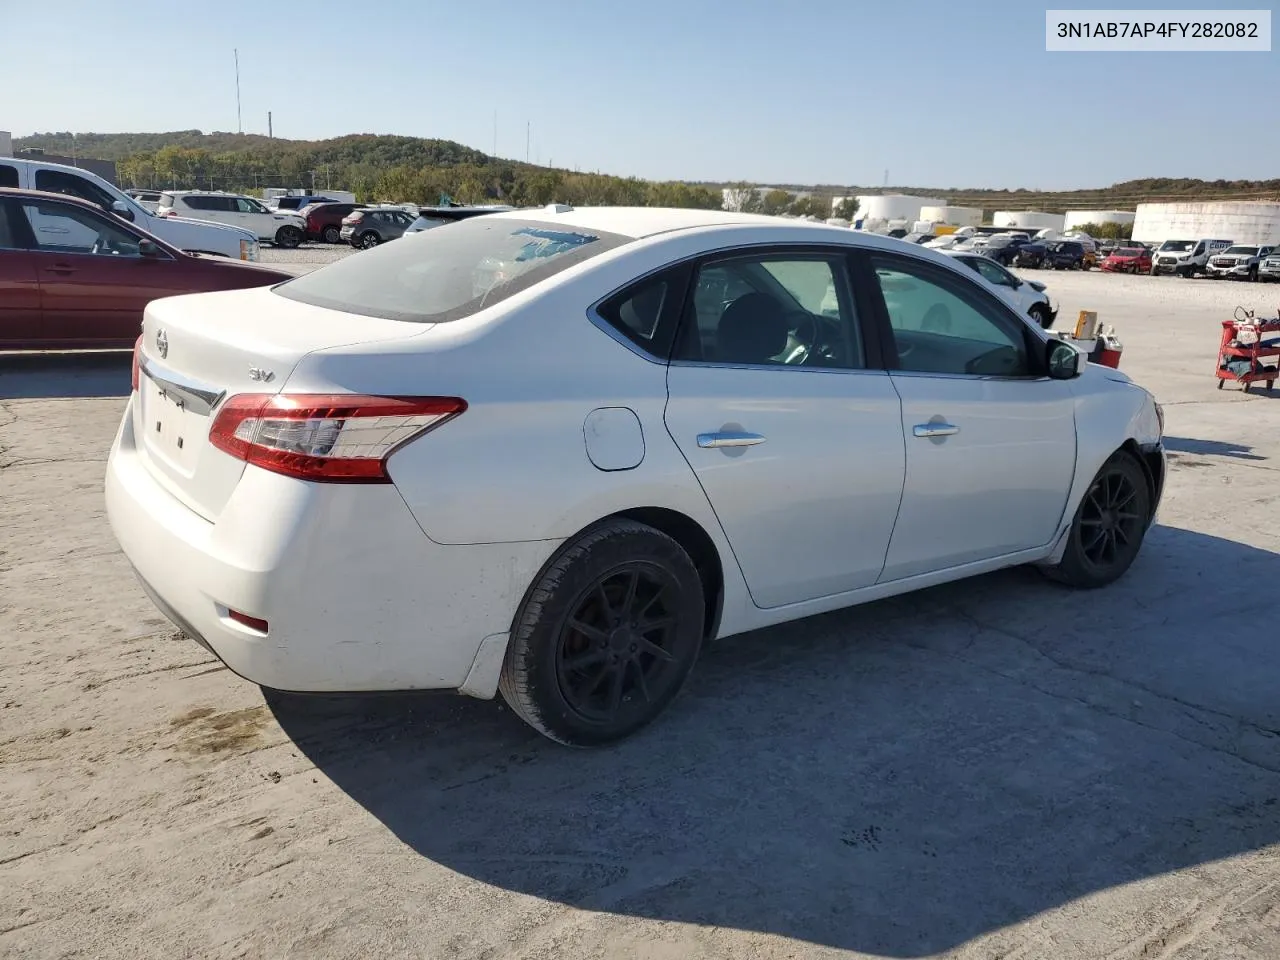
[1,157,260,261]
[0,188,291,349]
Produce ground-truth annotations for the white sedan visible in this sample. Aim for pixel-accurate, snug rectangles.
[942,251,1057,328]
[106,206,1166,746]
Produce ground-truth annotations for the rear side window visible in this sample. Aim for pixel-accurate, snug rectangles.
[596,271,685,358]
[275,217,632,323]
[0,165,17,188]
[34,169,116,209]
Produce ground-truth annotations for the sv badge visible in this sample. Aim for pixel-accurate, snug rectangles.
[247,367,275,383]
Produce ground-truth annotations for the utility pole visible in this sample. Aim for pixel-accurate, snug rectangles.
[526,121,530,163]
[492,110,497,157]
[268,111,273,139]
[234,49,242,134]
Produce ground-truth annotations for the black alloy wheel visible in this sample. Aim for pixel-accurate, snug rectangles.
[1042,452,1151,589]
[499,519,705,746]
[1077,469,1145,570]
[555,564,683,727]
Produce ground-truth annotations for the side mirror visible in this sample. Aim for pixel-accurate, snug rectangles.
[138,239,160,258]
[110,200,135,222]
[1047,339,1084,379]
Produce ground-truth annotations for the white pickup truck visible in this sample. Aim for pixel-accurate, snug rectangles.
[0,156,260,261]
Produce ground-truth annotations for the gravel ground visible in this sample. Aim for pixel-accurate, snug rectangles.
[2,270,1280,959]
[258,242,353,276]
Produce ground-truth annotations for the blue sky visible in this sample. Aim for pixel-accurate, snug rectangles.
[6,0,1277,189]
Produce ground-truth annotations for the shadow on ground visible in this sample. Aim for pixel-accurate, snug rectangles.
[1164,435,1266,461]
[267,525,1280,956]
[0,352,131,400]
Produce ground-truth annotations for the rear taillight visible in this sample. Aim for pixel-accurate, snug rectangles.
[131,334,143,392]
[343,212,364,224]
[208,394,466,483]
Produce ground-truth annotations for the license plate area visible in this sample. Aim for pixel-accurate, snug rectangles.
[141,374,203,474]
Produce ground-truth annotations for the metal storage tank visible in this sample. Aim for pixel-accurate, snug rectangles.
[993,210,1066,232]
[1063,210,1136,231]
[919,205,983,227]
[855,194,945,224]
[1132,202,1280,245]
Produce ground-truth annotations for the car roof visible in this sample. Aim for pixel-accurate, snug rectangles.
[0,186,109,212]
[483,205,842,241]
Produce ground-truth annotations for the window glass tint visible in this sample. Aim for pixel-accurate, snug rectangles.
[872,256,1030,377]
[597,275,672,353]
[0,165,18,188]
[34,169,116,210]
[21,201,145,257]
[673,255,862,369]
[973,258,1014,287]
[275,217,631,323]
[0,203,19,249]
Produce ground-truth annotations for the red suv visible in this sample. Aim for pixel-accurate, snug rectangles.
[301,202,367,244]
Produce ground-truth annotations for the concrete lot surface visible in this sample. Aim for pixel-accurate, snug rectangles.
[2,267,1279,959]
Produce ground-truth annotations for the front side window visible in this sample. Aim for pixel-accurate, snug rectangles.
[33,169,116,210]
[235,197,267,214]
[871,255,1031,378]
[0,165,18,189]
[973,257,1016,287]
[275,217,630,323]
[20,200,146,257]
[672,254,863,369]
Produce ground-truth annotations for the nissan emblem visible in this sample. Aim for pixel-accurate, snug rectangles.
[155,328,169,359]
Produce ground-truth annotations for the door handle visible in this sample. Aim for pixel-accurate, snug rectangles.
[697,431,766,449]
[913,423,959,438]
[44,265,76,275]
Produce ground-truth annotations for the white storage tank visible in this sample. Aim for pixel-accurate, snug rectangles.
[855,194,945,225]
[1132,201,1280,245]
[919,205,983,227]
[1063,210,1135,231]
[993,210,1066,232]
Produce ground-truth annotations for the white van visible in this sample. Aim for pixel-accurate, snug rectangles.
[0,157,260,261]
[1151,238,1233,277]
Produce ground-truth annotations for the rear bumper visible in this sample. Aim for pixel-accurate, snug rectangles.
[105,396,556,695]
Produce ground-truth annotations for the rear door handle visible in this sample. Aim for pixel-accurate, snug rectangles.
[913,423,960,438]
[697,431,766,449]
[44,265,76,275]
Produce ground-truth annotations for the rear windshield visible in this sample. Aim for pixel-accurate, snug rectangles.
[274,217,632,322]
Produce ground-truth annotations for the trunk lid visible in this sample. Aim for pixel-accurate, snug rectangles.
[136,286,425,520]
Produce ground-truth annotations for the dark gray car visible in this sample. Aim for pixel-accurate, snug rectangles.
[340,208,416,249]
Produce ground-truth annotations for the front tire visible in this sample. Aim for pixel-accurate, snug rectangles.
[499,520,705,746]
[274,226,302,249]
[1041,451,1152,589]
[321,225,341,244]
[1028,303,1051,329]
[358,231,381,249]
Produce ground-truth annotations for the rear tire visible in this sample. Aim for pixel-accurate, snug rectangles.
[322,225,341,244]
[274,226,302,249]
[358,231,380,249]
[1041,451,1151,590]
[499,520,705,746]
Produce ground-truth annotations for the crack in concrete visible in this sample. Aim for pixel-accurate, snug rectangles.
[925,608,1280,776]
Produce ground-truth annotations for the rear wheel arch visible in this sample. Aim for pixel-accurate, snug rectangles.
[521,508,725,643]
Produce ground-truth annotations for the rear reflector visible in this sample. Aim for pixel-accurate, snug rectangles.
[208,394,466,483]
[227,608,269,633]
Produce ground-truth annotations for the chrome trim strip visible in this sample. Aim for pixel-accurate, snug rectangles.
[139,356,226,416]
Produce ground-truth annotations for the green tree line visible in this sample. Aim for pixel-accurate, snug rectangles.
[95,138,724,209]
